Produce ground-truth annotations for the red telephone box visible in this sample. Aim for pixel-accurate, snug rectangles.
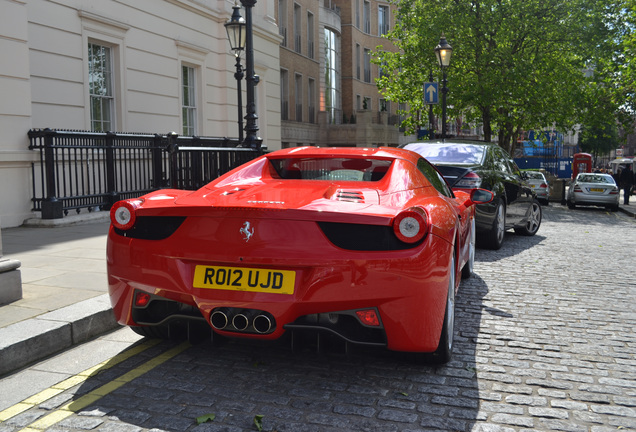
[572,153,593,178]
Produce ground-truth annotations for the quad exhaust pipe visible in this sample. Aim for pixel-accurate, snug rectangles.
[210,308,274,334]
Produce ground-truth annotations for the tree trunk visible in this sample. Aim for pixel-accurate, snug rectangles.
[481,107,492,142]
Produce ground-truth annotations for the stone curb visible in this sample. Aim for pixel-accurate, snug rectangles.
[0,294,120,377]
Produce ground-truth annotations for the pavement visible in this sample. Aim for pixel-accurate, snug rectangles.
[0,197,635,378]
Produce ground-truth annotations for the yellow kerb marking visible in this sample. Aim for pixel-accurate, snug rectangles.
[0,338,160,423]
[19,341,190,432]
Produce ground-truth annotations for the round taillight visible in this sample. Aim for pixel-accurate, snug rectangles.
[393,208,428,243]
[110,200,142,230]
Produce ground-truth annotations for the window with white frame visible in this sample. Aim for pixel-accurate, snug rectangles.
[88,43,114,131]
[182,65,197,136]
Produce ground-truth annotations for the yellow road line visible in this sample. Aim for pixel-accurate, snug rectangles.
[20,341,191,432]
[0,338,161,423]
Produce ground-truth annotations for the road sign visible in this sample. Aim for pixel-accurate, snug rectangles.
[424,82,438,104]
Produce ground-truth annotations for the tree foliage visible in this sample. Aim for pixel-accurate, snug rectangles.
[375,0,627,153]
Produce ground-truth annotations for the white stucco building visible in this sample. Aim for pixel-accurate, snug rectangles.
[0,0,281,229]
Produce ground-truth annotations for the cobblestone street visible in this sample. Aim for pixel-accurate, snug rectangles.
[1,205,635,432]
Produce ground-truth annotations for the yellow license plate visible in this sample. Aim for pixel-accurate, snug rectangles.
[193,265,295,294]
[590,188,603,192]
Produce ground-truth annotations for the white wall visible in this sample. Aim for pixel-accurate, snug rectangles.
[0,0,281,228]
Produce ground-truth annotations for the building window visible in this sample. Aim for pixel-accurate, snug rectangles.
[357,95,361,110]
[295,73,303,122]
[363,96,371,110]
[279,0,287,47]
[88,43,114,132]
[379,5,389,36]
[324,28,341,125]
[281,69,289,120]
[307,11,315,59]
[380,98,388,112]
[363,48,371,83]
[356,0,360,28]
[356,44,361,80]
[182,65,196,136]
[363,1,371,34]
[308,78,316,124]
[294,3,302,54]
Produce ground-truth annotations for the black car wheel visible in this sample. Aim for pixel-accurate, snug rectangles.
[479,199,505,250]
[514,199,542,236]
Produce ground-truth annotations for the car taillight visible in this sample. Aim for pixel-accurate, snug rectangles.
[393,207,428,243]
[610,187,619,195]
[356,309,381,326]
[540,183,548,188]
[134,291,151,307]
[110,199,143,230]
[573,185,582,192]
[455,171,482,188]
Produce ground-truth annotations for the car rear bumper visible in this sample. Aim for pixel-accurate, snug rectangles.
[570,192,619,206]
[107,223,454,353]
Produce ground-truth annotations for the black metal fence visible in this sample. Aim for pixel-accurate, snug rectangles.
[28,129,263,219]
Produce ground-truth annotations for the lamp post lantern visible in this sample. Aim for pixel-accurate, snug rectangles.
[225,3,246,143]
[434,34,452,139]
[239,0,262,149]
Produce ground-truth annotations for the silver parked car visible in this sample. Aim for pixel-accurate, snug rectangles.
[567,173,619,211]
[525,171,550,205]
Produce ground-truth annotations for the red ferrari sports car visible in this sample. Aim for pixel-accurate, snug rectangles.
[107,147,492,363]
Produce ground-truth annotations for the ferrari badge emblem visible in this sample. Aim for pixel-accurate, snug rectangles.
[240,221,254,242]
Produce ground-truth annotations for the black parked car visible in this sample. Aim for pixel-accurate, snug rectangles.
[402,140,542,250]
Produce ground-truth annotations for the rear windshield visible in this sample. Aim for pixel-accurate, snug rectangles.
[525,171,545,180]
[578,174,615,184]
[269,157,392,181]
[404,143,486,165]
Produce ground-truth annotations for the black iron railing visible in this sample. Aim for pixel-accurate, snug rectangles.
[28,129,262,219]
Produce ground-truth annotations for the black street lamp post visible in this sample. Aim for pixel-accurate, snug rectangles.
[434,34,452,139]
[240,0,262,149]
[225,3,246,143]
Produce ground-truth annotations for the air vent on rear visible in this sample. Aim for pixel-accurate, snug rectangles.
[335,190,365,203]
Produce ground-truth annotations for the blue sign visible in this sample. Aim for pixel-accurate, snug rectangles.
[424,82,438,104]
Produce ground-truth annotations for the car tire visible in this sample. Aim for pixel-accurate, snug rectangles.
[429,253,456,364]
[461,218,475,280]
[479,199,505,250]
[514,199,542,236]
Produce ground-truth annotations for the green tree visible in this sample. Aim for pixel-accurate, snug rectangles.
[375,0,624,153]
[578,123,619,161]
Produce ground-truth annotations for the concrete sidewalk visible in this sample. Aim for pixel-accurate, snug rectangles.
[0,212,118,377]
[0,199,634,377]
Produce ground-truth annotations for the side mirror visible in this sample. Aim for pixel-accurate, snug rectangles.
[456,188,494,212]
[470,188,494,204]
